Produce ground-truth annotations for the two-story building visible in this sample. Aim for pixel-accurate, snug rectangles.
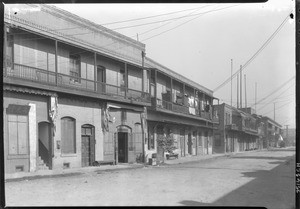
[144,58,219,162]
[3,4,151,173]
[212,104,259,154]
[256,116,283,148]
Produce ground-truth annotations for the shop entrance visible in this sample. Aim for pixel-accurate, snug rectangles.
[118,132,128,163]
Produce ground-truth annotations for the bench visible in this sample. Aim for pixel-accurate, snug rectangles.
[92,160,115,166]
[166,153,179,160]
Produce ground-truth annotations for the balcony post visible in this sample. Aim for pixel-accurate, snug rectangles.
[154,69,157,100]
[170,77,173,102]
[194,88,196,108]
[94,52,97,92]
[4,24,7,77]
[55,40,58,86]
[124,62,127,99]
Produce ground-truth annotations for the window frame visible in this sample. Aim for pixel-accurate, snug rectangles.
[69,54,81,83]
[7,114,29,156]
[61,117,76,154]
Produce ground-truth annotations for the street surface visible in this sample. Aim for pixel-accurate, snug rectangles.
[5,148,295,208]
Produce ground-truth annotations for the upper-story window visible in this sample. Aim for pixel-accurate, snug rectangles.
[69,54,81,82]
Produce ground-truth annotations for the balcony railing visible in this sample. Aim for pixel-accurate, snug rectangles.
[154,98,214,121]
[225,124,239,130]
[4,63,150,103]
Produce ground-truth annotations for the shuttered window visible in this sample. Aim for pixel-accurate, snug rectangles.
[7,114,29,155]
[61,117,76,154]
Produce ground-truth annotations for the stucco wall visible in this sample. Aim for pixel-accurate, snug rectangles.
[52,96,102,170]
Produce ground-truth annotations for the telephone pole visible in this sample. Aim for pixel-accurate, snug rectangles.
[273,102,276,121]
[231,59,233,107]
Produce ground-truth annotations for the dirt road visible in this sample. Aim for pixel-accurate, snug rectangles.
[5,148,295,208]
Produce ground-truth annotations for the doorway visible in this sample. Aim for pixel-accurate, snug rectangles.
[81,124,95,167]
[38,122,52,169]
[97,65,106,93]
[118,132,128,163]
[188,133,192,155]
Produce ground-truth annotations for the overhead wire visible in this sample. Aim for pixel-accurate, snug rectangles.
[100,5,210,26]
[251,76,295,108]
[213,12,292,92]
[256,81,295,112]
[112,5,238,31]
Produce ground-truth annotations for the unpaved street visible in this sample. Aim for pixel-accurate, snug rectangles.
[5,148,295,208]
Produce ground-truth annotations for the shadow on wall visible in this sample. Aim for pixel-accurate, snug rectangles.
[179,154,295,208]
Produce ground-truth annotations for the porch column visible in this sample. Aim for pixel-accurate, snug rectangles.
[4,24,7,77]
[154,70,157,100]
[55,40,58,85]
[170,77,173,103]
[124,62,128,98]
[94,52,97,92]
[29,103,37,172]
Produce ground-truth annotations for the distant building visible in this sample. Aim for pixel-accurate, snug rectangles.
[255,116,283,148]
[282,128,296,146]
[212,103,260,154]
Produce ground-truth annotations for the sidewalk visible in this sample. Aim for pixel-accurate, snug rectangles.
[5,150,264,182]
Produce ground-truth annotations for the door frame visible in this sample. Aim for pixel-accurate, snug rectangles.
[38,121,52,169]
[81,124,95,167]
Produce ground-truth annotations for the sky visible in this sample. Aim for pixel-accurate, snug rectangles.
[52,0,296,129]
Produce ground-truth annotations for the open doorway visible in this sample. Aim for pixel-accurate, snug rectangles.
[118,132,128,163]
[38,122,52,169]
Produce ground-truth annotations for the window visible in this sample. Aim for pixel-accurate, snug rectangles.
[7,114,29,155]
[61,117,76,154]
[69,54,81,82]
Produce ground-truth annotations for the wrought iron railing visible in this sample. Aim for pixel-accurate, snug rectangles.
[155,98,215,121]
[4,63,150,103]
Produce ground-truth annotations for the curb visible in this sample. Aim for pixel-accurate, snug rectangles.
[5,164,145,183]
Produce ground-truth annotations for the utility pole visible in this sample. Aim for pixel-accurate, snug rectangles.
[231,59,233,107]
[240,65,242,109]
[285,125,289,139]
[237,72,239,108]
[273,102,276,121]
[255,82,257,114]
[244,74,247,109]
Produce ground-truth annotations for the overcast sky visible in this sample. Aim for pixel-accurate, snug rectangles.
[52,0,295,129]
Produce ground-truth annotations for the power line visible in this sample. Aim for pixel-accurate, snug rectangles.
[256,81,295,112]
[101,6,209,26]
[213,12,292,92]
[252,76,295,108]
[142,5,238,42]
[261,100,293,116]
[111,5,239,30]
[136,5,211,37]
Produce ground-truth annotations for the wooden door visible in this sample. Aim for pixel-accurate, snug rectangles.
[81,136,90,167]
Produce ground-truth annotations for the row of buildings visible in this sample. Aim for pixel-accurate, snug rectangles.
[3,4,284,174]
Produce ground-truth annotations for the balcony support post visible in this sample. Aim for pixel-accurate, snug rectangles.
[55,40,58,86]
[170,77,173,104]
[4,24,7,77]
[124,62,127,99]
[154,70,157,102]
[94,52,97,92]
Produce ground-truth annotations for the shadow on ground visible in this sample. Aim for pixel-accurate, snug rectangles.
[179,155,295,209]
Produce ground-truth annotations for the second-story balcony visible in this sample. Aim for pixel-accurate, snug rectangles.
[225,124,239,131]
[152,98,216,121]
[4,63,150,104]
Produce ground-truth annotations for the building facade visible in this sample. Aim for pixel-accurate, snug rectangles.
[212,104,260,154]
[256,116,283,148]
[144,58,219,163]
[3,4,150,173]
